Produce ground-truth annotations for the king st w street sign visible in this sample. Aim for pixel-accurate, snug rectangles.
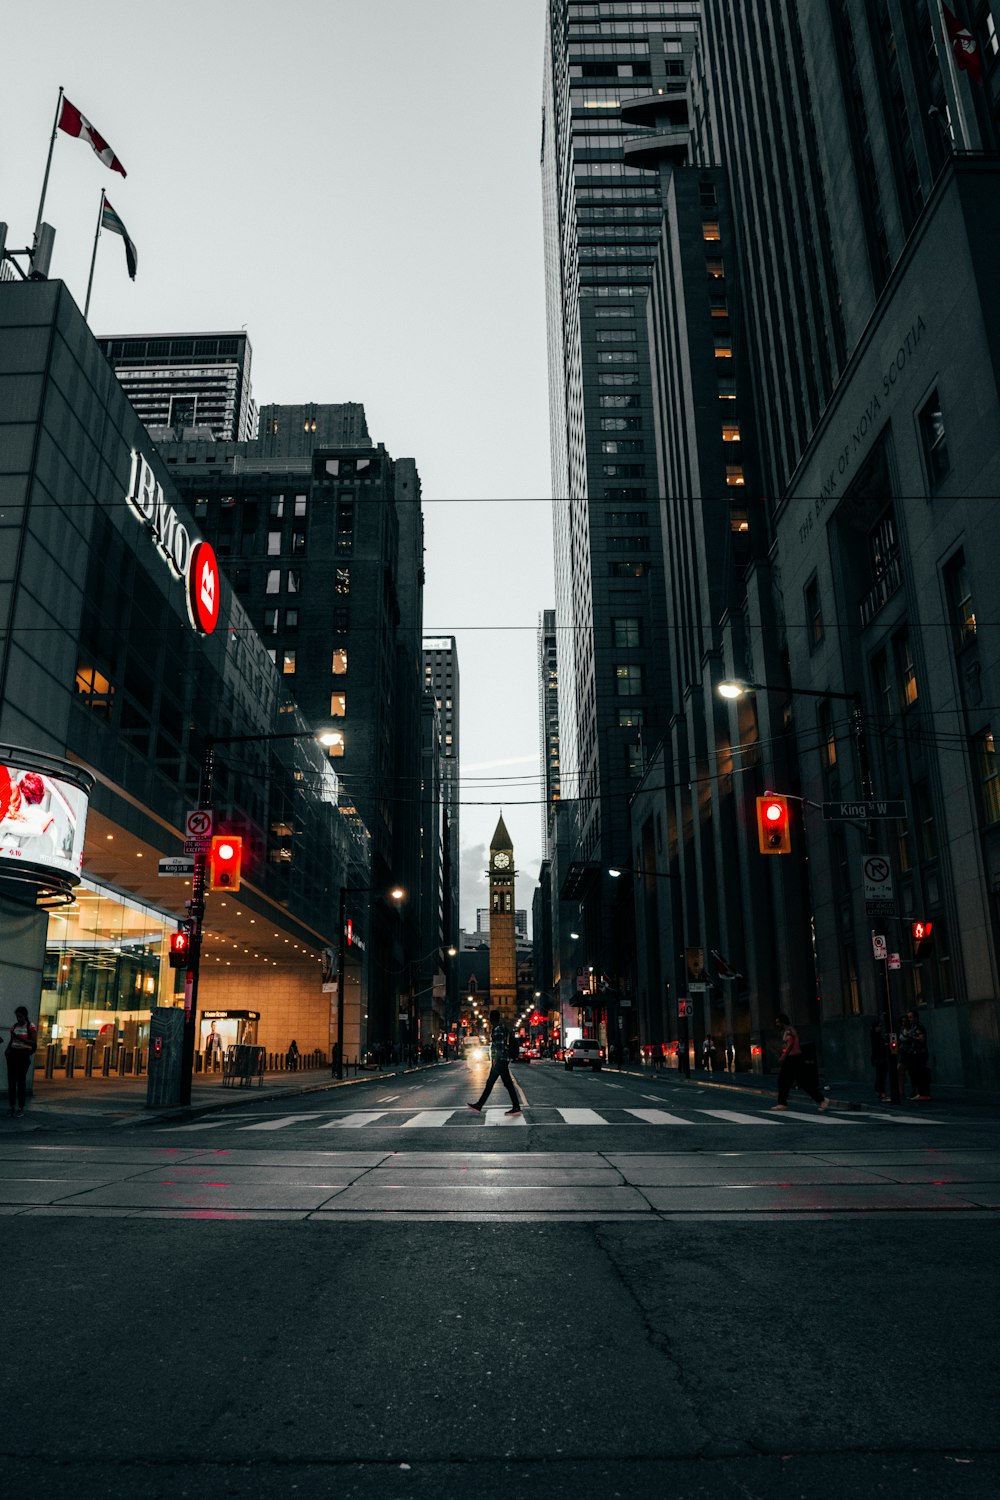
[823,799,907,821]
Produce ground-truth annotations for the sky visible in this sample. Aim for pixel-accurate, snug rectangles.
[5,0,555,932]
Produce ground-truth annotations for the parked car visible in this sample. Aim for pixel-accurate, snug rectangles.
[564,1038,604,1072]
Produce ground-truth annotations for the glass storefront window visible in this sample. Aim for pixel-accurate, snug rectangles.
[40,880,182,1056]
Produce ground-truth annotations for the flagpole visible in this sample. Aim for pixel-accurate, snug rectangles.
[84,189,105,323]
[34,86,65,244]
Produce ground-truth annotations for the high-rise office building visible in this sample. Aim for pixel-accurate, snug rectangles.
[538,609,561,856]
[542,0,699,990]
[422,636,460,1019]
[158,402,425,1049]
[97,331,258,442]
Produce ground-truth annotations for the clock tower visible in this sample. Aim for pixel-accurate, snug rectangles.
[488,814,517,1021]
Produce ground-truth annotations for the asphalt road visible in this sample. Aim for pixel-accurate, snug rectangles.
[3,1058,998,1499]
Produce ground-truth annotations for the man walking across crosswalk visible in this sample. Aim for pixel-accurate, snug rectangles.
[467,1010,522,1116]
[771,1011,830,1111]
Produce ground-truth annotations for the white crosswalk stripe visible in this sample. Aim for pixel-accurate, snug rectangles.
[696,1109,783,1126]
[318,1112,387,1129]
[557,1108,608,1125]
[240,1114,324,1131]
[625,1109,693,1125]
[484,1108,527,1126]
[401,1110,455,1128]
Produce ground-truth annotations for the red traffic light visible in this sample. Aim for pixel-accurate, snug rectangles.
[756,795,791,854]
[209,834,243,892]
[169,929,191,969]
[912,920,934,942]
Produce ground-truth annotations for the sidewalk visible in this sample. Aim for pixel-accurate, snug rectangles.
[602,1061,1000,1112]
[4,1060,443,1131]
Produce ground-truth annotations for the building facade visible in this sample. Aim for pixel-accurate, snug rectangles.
[0,280,371,1079]
[487,815,517,1019]
[96,331,258,442]
[422,635,460,1021]
[157,405,425,1048]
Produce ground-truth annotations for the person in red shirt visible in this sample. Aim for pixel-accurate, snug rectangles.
[771,1011,829,1111]
[5,1006,37,1118]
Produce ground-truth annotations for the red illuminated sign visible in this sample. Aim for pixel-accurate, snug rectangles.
[187,541,220,635]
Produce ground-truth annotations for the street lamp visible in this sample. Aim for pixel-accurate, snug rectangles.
[335,882,404,1079]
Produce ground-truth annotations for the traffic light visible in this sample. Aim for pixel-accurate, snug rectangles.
[168,928,192,969]
[209,834,243,891]
[912,919,934,956]
[756,794,791,854]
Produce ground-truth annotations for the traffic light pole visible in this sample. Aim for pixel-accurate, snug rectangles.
[178,736,215,1107]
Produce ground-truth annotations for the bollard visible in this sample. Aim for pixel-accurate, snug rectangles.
[45,1044,56,1078]
[84,1043,95,1078]
[135,1048,144,1075]
[65,1043,76,1079]
[118,1047,127,1076]
[102,1048,111,1077]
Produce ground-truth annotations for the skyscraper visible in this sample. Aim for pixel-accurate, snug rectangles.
[542,0,700,991]
[97,331,258,442]
[537,609,560,855]
[422,636,460,1020]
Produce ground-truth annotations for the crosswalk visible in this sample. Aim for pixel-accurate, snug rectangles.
[162,1104,944,1133]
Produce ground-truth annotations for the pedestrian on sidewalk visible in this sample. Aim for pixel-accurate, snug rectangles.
[871,1018,889,1101]
[906,1011,931,1100]
[701,1035,717,1073]
[467,1009,522,1116]
[771,1012,829,1111]
[286,1039,299,1072]
[5,1005,37,1118]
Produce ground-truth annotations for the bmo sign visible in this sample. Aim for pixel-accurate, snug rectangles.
[126,451,220,634]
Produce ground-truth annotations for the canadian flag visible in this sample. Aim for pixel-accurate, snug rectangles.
[58,97,127,176]
[941,4,983,84]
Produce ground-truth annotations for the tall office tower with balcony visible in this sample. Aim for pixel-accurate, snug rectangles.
[538,609,561,856]
[422,636,460,1019]
[97,331,258,442]
[159,404,425,1048]
[542,0,700,993]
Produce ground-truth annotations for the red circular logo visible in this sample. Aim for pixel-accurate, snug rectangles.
[188,541,220,634]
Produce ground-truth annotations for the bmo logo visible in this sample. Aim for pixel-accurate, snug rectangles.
[126,451,220,635]
[188,541,220,634]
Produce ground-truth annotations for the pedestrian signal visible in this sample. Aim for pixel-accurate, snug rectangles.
[756,795,791,854]
[168,929,191,969]
[209,834,243,891]
[912,920,934,953]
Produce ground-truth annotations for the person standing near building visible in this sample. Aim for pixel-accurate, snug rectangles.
[5,1005,37,1118]
[467,1009,522,1116]
[771,1012,829,1111]
[286,1039,299,1072]
[907,1011,931,1100]
[871,1018,889,1101]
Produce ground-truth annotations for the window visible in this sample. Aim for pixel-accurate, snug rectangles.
[603,464,645,478]
[292,532,306,555]
[613,617,642,647]
[722,424,741,443]
[266,570,281,595]
[702,221,721,241]
[333,607,349,633]
[944,552,976,646]
[282,650,296,675]
[337,503,354,553]
[74,662,114,717]
[287,570,301,594]
[608,535,650,551]
[706,257,725,278]
[601,439,644,454]
[725,465,745,487]
[599,373,641,386]
[264,608,279,634]
[607,511,648,527]
[327,735,344,759]
[330,693,346,718]
[232,568,250,595]
[618,706,644,728]
[601,416,643,431]
[285,609,299,631]
[270,495,285,518]
[609,561,649,577]
[819,699,838,773]
[615,664,644,696]
[596,329,637,343]
[731,507,749,533]
[294,494,307,516]
[267,531,282,555]
[599,393,641,407]
[896,633,918,708]
[626,742,645,777]
[194,496,208,517]
[919,390,949,488]
[709,295,729,318]
[714,336,733,358]
[332,647,348,675]
[335,567,350,595]
[975,730,1000,825]
[804,575,824,648]
[598,350,638,363]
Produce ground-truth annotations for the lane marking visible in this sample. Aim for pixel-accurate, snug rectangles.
[401,1111,456,1129]
[317,1113,387,1129]
[556,1108,608,1126]
[376,1095,399,1103]
[625,1109,693,1126]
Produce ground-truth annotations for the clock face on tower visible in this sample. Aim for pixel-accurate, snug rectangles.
[493,852,511,870]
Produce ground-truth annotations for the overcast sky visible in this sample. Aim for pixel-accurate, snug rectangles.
[6,0,555,931]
